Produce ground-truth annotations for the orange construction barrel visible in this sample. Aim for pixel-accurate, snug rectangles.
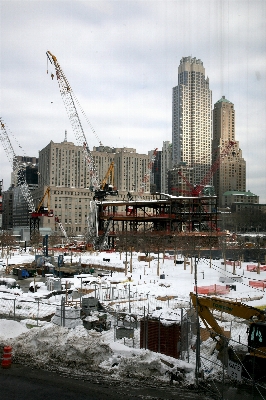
[1,346,12,368]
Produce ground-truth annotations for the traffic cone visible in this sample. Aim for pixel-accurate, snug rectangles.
[1,346,12,368]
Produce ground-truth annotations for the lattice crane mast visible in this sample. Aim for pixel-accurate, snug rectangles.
[46,51,100,191]
[55,217,70,243]
[0,118,35,212]
[0,119,55,237]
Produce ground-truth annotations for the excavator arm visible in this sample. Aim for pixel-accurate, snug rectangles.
[190,292,266,365]
[190,292,266,322]
[190,292,231,353]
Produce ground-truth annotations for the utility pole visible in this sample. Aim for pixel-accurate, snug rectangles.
[194,256,201,385]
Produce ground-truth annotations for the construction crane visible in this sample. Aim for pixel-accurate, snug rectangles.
[31,186,53,218]
[0,118,35,212]
[100,161,115,190]
[55,217,70,243]
[32,188,69,243]
[0,119,55,237]
[94,161,118,201]
[94,217,113,250]
[46,51,100,191]
[139,148,158,194]
[173,141,236,197]
[87,200,98,247]
[30,186,55,238]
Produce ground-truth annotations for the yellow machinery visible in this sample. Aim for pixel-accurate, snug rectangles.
[94,162,118,201]
[100,161,115,190]
[31,187,53,217]
[190,292,266,378]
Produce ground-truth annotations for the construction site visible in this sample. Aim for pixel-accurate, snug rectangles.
[0,51,231,250]
[97,193,222,251]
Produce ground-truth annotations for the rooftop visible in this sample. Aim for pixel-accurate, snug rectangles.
[215,95,232,104]
[223,190,257,197]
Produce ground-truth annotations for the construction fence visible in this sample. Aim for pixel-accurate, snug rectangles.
[0,296,56,324]
[1,295,266,399]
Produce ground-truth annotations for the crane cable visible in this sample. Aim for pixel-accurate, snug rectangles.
[71,91,103,146]
[46,50,100,190]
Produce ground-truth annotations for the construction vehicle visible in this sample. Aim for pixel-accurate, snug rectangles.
[190,292,266,379]
[94,162,118,201]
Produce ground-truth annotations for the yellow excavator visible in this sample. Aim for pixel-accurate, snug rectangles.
[190,292,266,379]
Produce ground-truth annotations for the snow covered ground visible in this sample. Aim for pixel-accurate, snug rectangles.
[0,249,266,386]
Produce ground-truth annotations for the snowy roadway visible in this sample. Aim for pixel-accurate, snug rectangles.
[0,363,213,400]
[1,362,264,399]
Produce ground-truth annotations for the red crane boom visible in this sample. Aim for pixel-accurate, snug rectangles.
[174,141,236,197]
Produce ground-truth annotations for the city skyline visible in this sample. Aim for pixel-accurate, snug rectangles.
[0,1,265,201]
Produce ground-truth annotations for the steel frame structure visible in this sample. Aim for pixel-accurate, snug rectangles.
[97,195,220,248]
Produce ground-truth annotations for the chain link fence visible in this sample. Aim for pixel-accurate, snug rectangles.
[0,296,56,324]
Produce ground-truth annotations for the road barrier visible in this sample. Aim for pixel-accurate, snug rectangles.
[1,346,12,368]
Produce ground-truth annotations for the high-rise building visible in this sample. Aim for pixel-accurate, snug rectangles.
[161,141,172,194]
[151,151,161,193]
[172,56,212,187]
[37,140,111,235]
[35,141,151,235]
[114,148,149,193]
[2,156,39,231]
[212,96,246,208]
[11,156,39,190]
[2,189,13,230]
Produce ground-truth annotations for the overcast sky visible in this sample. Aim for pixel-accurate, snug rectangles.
[0,0,266,202]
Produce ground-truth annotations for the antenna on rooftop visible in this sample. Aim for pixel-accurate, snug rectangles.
[64,130,67,142]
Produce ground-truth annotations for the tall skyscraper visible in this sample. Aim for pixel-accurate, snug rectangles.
[212,96,246,208]
[172,56,212,187]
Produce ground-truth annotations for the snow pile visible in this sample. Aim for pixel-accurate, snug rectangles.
[0,319,28,339]
[103,342,195,382]
[0,319,195,385]
[2,323,111,371]
[150,306,182,323]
